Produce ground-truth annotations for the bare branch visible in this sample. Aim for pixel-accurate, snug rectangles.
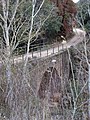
[0,14,5,22]
[8,0,19,29]
[33,0,45,18]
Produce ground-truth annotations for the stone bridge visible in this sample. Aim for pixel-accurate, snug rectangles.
[29,50,70,97]
[23,28,85,99]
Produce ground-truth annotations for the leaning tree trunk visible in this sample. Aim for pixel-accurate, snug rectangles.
[88,64,90,120]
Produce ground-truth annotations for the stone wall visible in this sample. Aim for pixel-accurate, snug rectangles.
[28,50,69,94]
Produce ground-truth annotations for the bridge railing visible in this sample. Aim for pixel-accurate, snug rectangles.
[14,41,63,58]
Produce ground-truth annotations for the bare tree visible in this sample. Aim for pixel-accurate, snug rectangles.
[0,0,53,119]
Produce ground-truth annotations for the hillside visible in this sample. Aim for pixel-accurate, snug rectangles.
[0,0,90,120]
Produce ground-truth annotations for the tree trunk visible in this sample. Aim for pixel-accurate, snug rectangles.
[88,64,90,119]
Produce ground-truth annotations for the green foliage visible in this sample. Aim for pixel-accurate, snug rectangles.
[43,15,62,38]
[85,20,90,32]
[40,0,62,38]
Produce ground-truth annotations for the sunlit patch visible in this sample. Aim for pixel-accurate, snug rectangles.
[72,0,80,3]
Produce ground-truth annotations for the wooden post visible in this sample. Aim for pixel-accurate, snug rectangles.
[32,47,33,58]
[62,44,63,50]
[47,47,48,56]
[17,48,19,55]
[53,46,54,54]
[58,45,59,52]
[25,45,27,54]
[40,47,41,57]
